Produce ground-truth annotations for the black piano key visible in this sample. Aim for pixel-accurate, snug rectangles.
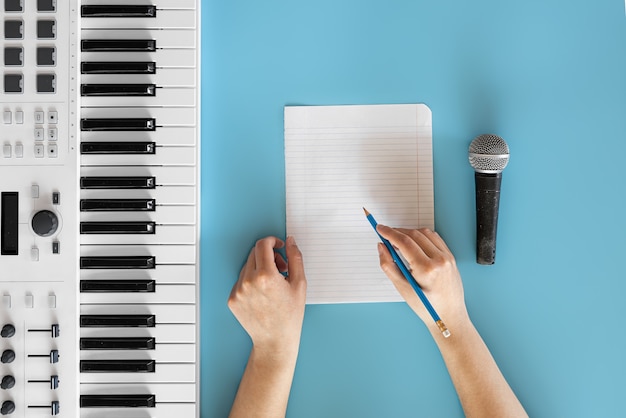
[80,256,156,269]
[81,84,156,97]
[81,61,156,74]
[81,142,155,154]
[80,279,156,293]
[80,118,156,131]
[80,337,156,350]
[80,221,156,234]
[80,176,155,189]
[80,359,156,373]
[81,39,156,52]
[80,199,156,212]
[80,394,156,408]
[80,314,156,328]
[81,5,157,18]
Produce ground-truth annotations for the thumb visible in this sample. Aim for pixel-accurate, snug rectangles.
[285,236,306,286]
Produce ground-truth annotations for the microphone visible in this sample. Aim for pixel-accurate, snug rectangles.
[468,134,510,265]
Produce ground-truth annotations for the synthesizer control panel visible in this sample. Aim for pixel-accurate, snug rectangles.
[2,1,200,417]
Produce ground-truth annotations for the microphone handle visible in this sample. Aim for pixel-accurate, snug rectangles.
[475,172,502,265]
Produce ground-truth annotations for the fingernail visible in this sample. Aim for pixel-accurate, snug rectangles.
[287,236,296,245]
[377,242,385,255]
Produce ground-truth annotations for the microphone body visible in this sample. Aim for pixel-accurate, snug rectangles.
[474,172,502,265]
[468,134,509,265]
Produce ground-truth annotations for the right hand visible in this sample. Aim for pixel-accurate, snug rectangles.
[376,225,469,333]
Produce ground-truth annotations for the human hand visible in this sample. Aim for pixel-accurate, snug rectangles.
[228,236,307,355]
[376,225,469,334]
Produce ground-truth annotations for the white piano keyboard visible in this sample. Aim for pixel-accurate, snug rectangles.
[1,0,200,416]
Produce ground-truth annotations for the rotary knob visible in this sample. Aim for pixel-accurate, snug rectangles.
[0,375,15,390]
[1,350,15,364]
[0,325,15,338]
[32,210,58,237]
[0,400,14,415]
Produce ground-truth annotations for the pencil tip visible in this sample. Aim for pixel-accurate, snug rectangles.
[363,207,370,216]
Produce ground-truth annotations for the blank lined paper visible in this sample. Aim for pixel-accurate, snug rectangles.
[284,104,434,304]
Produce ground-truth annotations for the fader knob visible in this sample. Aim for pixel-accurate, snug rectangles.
[32,210,58,237]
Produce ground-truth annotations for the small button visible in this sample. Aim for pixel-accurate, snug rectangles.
[25,293,34,307]
[2,295,10,309]
[38,0,56,12]
[37,20,56,39]
[4,20,23,39]
[51,241,59,254]
[5,0,23,12]
[30,247,39,262]
[34,111,45,123]
[47,144,58,158]
[4,73,23,93]
[48,128,57,140]
[14,143,23,158]
[3,111,12,124]
[34,144,45,158]
[35,128,45,140]
[4,46,23,66]
[36,47,55,66]
[3,144,11,158]
[48,294,56,308]
[37,74,56,93]
[52,192,59,204]
[48,111,58,123]
[15,110,23,124]
[31,184,40,198]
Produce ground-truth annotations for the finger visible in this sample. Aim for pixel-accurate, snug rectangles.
[393,228,443,259]
[376,225,429,266]
[285,236,306,287]
[275,252,288,273]
[377,242,415,298]
[254,236,285,272]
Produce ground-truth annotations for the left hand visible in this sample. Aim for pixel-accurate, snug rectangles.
[228,236,307,355]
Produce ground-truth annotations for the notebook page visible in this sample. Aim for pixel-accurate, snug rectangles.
[284,104,434,304]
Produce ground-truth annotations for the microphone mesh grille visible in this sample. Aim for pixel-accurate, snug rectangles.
[468,134,510,173]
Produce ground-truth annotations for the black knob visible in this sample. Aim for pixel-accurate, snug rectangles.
[1,350,15,364]
[0,375,15,390]
[32,210,58,237]
[0,325,15,338]
[0,400,14,415]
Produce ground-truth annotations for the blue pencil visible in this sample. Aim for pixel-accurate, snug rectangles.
[363,208,450,338]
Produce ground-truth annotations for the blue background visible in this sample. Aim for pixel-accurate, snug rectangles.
[200,1,626,416]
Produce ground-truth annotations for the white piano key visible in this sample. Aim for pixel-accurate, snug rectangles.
[80,304,195,322]
[80,147,196,166]
[80,245,196,264]
[80,49,196,67]
[81,107,195,126]
[79,188,196,205]
[80,382,196,402]
[80,166,196,185]
[81,88,196,108]
[80,283,196,304]
[82,10,196,30]
[80,403,196,418]
[80,343,195,363]
[80,325,196,344]
[80,206,196,225]
[80,362,195,384]
[81,69,197,87]
[80,0,197,10]
[80,224,196,245]
[81,29,196,48]
[80,127,197,146]
[79,265,198,284]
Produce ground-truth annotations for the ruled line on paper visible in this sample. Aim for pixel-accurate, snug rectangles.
[284,104,434,304]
